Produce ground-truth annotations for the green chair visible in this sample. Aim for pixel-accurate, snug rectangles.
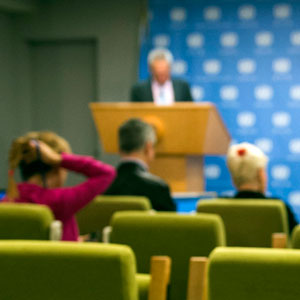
[197,199,288,247]
[110,211,226,300]
[0,240,140,300]
[0,240,172,300]
[208,247,300,300]
[0,203,61,240]
[291,224,300,248]
[76,195,151,241]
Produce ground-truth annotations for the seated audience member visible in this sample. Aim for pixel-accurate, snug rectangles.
[5,131,115,241]
[227,142,297,233]
[130,48,193,103]
[105,118,176,211]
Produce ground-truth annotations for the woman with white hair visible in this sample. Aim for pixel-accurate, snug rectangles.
[227,142,297,233]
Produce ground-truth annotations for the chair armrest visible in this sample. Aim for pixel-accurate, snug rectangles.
[50,220,62,241]
[102,226,112,243]
[148,256,171,300]
[136,273,151,300]
[272,232,287,248]
[187,257,208,300]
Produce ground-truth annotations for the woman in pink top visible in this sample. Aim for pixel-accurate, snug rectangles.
[6,131,116,241]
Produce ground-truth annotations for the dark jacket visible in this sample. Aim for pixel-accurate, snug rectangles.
[234,190,298,234]
[104,161,176,211]
[130,78,193,102]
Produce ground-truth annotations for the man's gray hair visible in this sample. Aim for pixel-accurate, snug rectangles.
[147,48,174,66]
[119,118,156,153]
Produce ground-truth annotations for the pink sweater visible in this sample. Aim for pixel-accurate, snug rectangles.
[11,153,116,241]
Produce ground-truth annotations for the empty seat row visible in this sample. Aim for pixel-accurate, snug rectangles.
[1,240,300,300]
[77,196,290,247]
[0,198,300,299]
[0,196,295,250]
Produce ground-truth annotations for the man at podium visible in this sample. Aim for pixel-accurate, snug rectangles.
[130,48,193,104]
[104,118,176,211]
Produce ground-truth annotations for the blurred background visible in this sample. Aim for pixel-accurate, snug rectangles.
[1,0,300,218]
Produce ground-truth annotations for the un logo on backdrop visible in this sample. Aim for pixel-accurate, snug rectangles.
[191,86,204,101]
[238,5,256,20]
[204,165,221,179]
[255,138,273,154]
[203,6,221,21]
[289,139,300,154]
[290,31,300,46]
[186,33,204,48]
[237,59,256,74]
[255,31,274,47]
[172,60,187,75]
[153,35,170,48]
[237,112,256,127]
[271,165,291,181]
[203,59,222,75]
[289,85,300,101]
[289,191,300,205]
[273,4,291,19]
[272,112,291,128]
[254,85,273,101]
[220,85,239,101]
[220,32,239,48]
[272,58,291,73]
[170,7,186,22]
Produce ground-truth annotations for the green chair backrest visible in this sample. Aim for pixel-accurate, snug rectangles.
[76,195,151,237]
[197,199,288,247]
[291,224,300,248]
[0,203,54,240]
[110,211,225,300]
[208,247,300,300]
[0,240,138,300]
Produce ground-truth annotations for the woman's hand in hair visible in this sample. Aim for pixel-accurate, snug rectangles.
[29,140,62,165]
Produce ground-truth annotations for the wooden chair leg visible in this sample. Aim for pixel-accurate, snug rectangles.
[186,257,208,300]
[148,256,171,300]
[272,232,287,248]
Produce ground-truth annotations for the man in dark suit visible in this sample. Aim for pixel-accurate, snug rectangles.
[104,118,176,211]
[131,48,193,103]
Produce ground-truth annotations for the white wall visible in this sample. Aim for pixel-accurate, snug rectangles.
[15,0,145,102]
[0,0,146,187]
[0,13,23,188]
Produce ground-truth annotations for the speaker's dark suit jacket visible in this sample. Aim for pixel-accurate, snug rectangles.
[130,78,193,102]
[234,190,298,234]
[104,161,176,211]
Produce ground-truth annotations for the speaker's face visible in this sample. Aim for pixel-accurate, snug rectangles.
[151,59,171,85]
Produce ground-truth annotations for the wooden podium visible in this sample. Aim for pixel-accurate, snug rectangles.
[90,102,230,192]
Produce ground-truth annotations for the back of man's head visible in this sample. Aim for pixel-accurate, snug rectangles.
[227,142,268,189]
[119,118,156,154]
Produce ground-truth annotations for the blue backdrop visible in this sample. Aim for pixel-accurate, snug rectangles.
[139,0,300,219]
